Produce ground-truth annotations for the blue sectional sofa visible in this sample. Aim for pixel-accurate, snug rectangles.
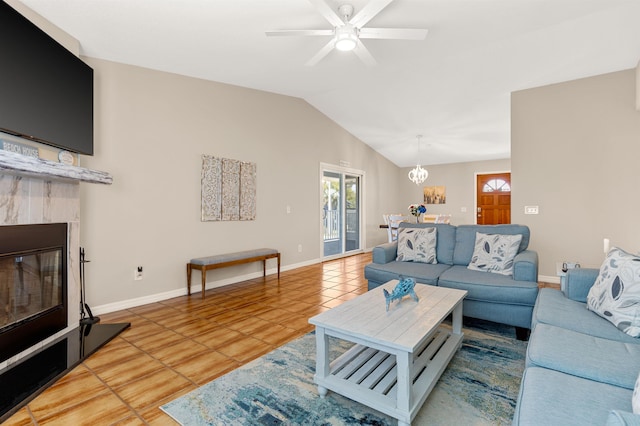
[513,268,640,425]
[364,223,539,335]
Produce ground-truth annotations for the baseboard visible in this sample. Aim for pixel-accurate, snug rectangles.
[539,274,560,284]
[91,257,322,315]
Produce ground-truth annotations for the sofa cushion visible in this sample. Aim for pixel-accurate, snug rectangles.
[634,373,640,414]
[438,265,538,305]
[467,232,522,276]
[587,247,640,338]
[398,223,456,265]
[396,227,437,263]
[513,367,633,426]
[364,261,451,286]
[606,410,640,426]
[527,323,640,389]
[453,224,530,266]
[565,267,600,302]
[532,288,640,344]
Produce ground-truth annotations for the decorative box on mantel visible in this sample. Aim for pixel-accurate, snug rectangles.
[0,149,112,371]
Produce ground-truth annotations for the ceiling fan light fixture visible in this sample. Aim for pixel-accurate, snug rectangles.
[334,25,358,51]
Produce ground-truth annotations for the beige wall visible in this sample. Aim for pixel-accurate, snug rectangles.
[80,58,400,310]
[398,159,511,225]
[512,69,640,279]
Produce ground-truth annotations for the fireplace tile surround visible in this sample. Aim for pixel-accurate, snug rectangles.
[0,150,112,370]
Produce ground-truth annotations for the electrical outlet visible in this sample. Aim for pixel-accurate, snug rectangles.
[298,244,303,253]
[135,266,143,280]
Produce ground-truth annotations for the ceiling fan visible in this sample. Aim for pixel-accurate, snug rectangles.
[265,0,428,66]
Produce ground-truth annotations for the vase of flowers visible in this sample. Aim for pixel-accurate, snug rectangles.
[408,203,427,223]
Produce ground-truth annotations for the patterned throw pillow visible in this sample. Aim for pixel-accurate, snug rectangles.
[396,227,437,264]
[587,247,640,338]
[467,232,523,276]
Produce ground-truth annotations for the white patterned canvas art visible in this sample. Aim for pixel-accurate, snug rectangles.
[201,155,256,221]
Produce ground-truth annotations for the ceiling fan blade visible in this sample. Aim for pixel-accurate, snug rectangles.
[359,28,428,40]
[353,40,377,67]
[305,39,336,66]
[307,0,345,27]
[349,0,394,28]
[265,29,334,37]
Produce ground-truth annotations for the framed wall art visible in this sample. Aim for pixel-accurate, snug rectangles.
[423,185,446,204]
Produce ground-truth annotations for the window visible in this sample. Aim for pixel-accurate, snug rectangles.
[483,178,510,193]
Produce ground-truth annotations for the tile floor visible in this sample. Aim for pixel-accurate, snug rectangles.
[5,253,372,425]
[5,253,557,425]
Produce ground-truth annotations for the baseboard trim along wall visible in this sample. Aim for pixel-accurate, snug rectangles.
[92,257,322,316]
[538,274,560,285]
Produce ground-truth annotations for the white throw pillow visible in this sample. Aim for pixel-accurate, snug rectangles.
[396,227,437,264]
[467,232,523,276]
[587,247,640,338]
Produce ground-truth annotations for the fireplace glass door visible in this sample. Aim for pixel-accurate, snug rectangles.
[0,223,68,362]
[0,249,63,331]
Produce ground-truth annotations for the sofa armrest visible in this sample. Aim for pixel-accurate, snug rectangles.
[372,242,398,264]
[513,250,538,282]
[564,268,599,302]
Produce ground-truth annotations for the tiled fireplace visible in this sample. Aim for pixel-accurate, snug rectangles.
[0,149,125,420]
[0,167,83,370]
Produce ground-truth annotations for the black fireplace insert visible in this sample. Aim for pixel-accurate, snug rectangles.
[0,223,68,362]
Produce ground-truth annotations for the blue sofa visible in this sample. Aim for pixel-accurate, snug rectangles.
[513,268,640,425]
[364,223,539,335]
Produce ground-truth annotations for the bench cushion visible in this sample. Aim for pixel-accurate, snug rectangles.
[190,248,278,265]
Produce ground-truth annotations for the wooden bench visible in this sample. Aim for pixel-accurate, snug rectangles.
[187,248,280,299]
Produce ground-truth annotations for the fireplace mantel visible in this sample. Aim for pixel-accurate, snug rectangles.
[0,150,112,184]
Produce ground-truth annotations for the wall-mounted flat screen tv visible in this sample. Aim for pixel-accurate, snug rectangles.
[0,1,93,155]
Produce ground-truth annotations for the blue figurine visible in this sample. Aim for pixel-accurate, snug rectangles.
[383,276,419,311]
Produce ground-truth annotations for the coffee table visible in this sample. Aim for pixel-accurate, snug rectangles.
[308,281,467,426]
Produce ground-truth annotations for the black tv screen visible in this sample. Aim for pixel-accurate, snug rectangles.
[0,1,93,155]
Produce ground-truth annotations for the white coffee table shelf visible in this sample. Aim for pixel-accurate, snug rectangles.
[309,281,467,426]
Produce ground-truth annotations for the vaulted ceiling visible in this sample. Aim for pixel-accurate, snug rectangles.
[18,0,640,166]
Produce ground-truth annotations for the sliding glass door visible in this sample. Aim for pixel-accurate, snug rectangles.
[321,165,363,259]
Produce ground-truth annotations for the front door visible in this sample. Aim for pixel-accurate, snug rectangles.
[476,172,511,224]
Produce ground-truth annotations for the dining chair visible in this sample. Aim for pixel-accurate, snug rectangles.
[387,214,405,242]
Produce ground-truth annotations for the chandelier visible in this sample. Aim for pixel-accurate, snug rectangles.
[408,135,428,185]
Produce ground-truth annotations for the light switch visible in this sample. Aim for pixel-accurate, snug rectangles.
[524,206,539,215]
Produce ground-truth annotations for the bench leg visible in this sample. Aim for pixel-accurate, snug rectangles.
[201,268,207,299]
[277,253,281,278]
[263,259,267,277]
[186,264,192,296]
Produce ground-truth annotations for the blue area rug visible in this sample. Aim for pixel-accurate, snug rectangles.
[161,319,526,425]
